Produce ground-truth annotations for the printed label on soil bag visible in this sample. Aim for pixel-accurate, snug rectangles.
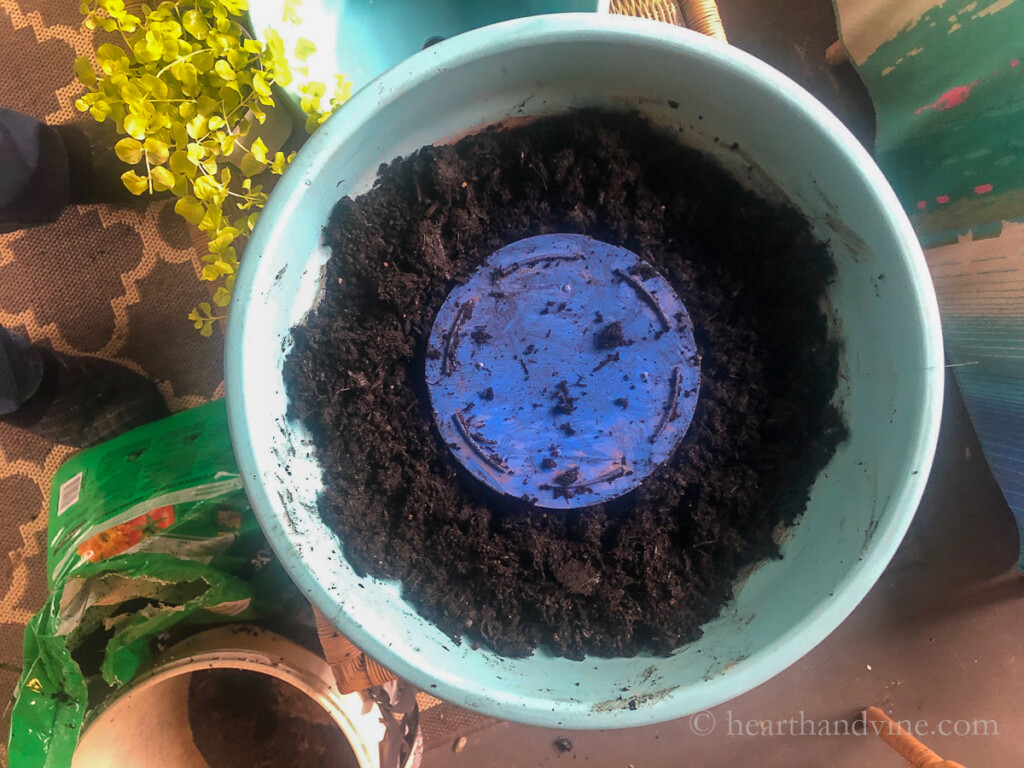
[56,472,82,516]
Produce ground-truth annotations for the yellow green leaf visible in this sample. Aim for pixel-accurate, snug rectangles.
[171,122,189,148]
[196,94,219,116]
[334,75,353,104]
[128,98,156,120]
[269,151,288,175]
[120,170,149,195]
[170,150,196,178]
[139,72,169,99]
[149,165,176,190]
[143,136,170,164]
[89,100,112,122]
[221,87,241,112]
[252,70,272,99]
[214,59,235,81]
[170,175,186,198]
[120,80,143,102]
[282,0,302,24]
[182,9,209,38]
[151,112,171,133]
[193,174,223,202]
[171,61,198,87]
[219,0,248,15]
[174,194,206,225]
[124,112,148,139]
[73,56,96,87]
[198,204,222,232]
[186,142,205,165]
[161,38,181,59]
[186,114,207,139]
[294,37,316,61]
[303,80,325,99]
[207,229,238,254]
[263,28,284,56]
[169,150,189,174]
[221,238,240,258]
[239,152,265,177]
[114,137,143,164]
[193,50,216,72]
[249,135,267,163]
[213,286,232,307]
[120,12,140,32]
[272,66,292,88]
[227,48,249,70]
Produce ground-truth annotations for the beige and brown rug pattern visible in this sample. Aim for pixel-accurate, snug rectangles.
[1,0,224,756]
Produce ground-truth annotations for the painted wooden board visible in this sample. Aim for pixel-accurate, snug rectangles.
[835,0,1024,559]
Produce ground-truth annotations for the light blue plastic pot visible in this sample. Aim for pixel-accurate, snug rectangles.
[226,15,943,728]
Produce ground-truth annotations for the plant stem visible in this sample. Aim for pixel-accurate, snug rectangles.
[155,48,213,77]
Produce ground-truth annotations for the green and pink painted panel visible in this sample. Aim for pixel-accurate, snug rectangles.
[836,0,1024,558]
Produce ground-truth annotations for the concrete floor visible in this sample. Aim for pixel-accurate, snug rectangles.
[425,2,1024,766]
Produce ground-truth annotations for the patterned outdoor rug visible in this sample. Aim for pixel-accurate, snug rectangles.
[0,0,223,757]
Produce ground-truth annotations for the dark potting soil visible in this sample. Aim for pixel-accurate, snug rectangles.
[188,669,359,768]
[284,110,846,659]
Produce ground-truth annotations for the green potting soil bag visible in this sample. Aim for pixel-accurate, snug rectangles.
[7,400,290,768]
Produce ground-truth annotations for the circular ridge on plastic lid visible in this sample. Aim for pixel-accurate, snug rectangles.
[426,234,700,510]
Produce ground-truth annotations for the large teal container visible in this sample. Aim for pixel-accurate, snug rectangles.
[246,0,608,111]
[225,15,943,728]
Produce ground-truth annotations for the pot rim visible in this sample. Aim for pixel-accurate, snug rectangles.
[75,626,387,768]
